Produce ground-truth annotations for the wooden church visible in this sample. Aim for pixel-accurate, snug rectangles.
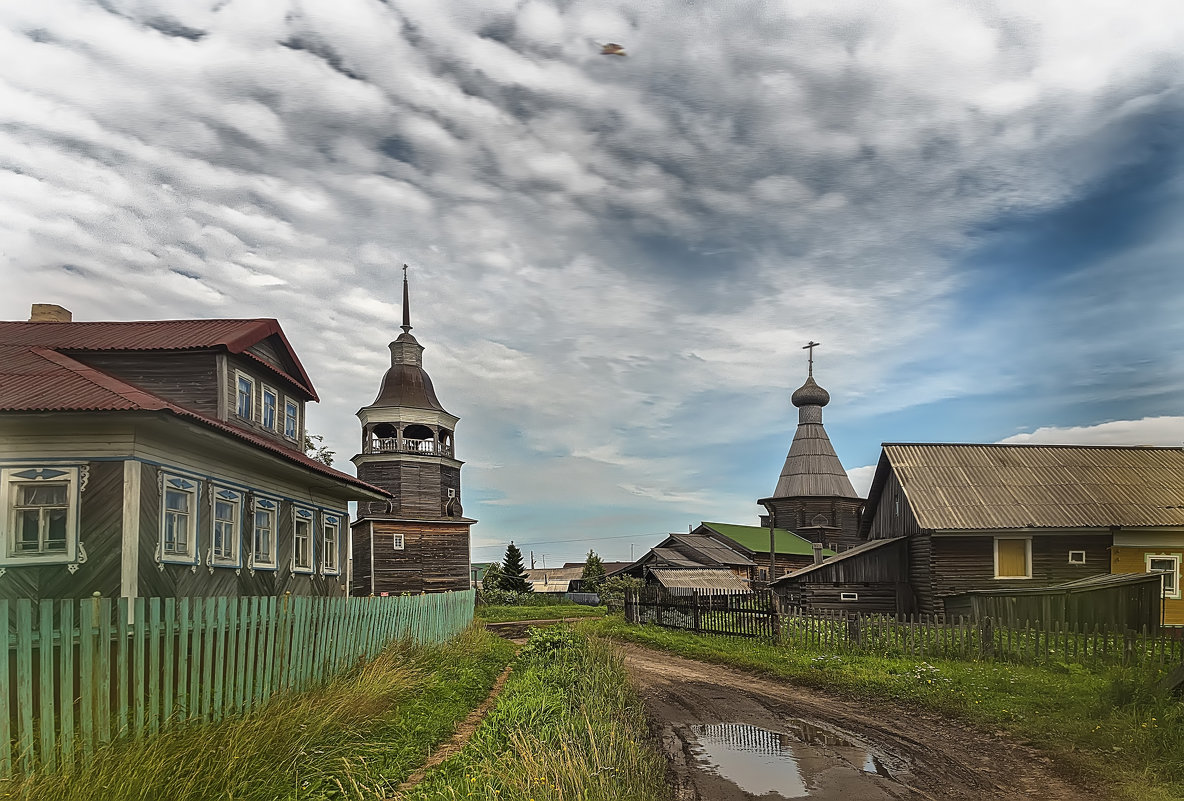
[758,343,865,551]
[349,269,475,595]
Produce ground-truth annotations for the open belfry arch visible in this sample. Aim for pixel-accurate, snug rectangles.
[759,341,865,551]
[349,266,475,595]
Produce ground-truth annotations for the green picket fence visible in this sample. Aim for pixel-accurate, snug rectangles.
[1,589,475,777]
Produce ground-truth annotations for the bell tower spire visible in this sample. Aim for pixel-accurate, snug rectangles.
[401,264,412,334]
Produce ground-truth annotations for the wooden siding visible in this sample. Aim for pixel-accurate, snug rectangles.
[929,534,1111,612]
[0,418,137,459]
[357,460,460,520]
[136,463,347,599]
[773,539,910,614]
[352,520,470,596]
[0,461,124,601]
[788,583,908,614]
[763,496,864,550]
[351,523,373,595]
[910,534,934,613]
[70,351,220,417]
[1113,546,1184,625]
[866,470,920,540]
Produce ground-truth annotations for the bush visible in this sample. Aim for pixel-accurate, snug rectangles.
[476,588,567,607]
[599,576,644,612]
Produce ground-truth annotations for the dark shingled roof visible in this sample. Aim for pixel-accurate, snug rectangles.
[867,443,1184,531]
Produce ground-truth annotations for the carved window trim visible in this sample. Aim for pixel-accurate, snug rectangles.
[292,506,316,574]
[0,466,83,568]
[249,496,279,572]
[160,474,201,566]
[209,487,243,569]
[321,513,342,576]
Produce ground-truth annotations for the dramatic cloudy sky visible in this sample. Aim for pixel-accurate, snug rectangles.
[3,0,1184,567]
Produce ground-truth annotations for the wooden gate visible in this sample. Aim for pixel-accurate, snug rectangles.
[625,587,777,638]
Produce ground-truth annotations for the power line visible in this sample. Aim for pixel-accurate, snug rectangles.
[470,531,670,552]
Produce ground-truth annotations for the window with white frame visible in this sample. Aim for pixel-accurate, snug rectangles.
[161,475,199,564]
[293,508,314,573]
[1,467,80,565]
[994,537,1032,579]
[261,386,278,431]
[322,514,341,575]
[284,398,299,441]
[1147,554,1181,600]
[235,373,255,420]
[210,488,241,567]
[1068,550,1086,565]
[392,532,405,550]
[251,498,278,569]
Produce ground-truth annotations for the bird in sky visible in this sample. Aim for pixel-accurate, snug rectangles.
[599,42,627,56]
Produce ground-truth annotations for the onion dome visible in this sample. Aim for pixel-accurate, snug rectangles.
[791,375,830,408]
[368,268,450,414]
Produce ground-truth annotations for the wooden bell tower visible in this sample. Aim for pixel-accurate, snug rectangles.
[349,267,475,595]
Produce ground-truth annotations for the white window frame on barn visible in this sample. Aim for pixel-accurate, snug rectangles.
[235,372,255,421]
[261,385,278,431]
[250,496,279,571]
[0,466,83,568]
[392,532,405,550]
[1146,553,1182,600]
[321,513,341,576]
[209,487,242,569]
[1068,549,1086,565]
[292,507,315,573]
[283,397,299,442]
[160,474,200,566]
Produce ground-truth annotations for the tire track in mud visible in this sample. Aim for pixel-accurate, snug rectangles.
[620,644,1103,801]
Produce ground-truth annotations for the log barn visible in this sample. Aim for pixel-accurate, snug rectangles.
[0,303,388,604]
[774,443,1184,625]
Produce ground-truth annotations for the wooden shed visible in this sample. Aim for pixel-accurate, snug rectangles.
[943,572,1165,632]
[770,537,911,613]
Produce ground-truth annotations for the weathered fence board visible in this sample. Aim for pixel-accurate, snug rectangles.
[2,589,474,778]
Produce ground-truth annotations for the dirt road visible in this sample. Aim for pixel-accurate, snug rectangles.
[621,644,1102,801]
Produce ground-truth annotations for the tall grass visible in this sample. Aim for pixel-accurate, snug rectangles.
[3,627,514,801]
[401,626,669,801]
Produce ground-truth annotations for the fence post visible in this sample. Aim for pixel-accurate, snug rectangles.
[846,612,861,650]
[692,590,701,633]
[979,617,995,660]
[770,592,782,644]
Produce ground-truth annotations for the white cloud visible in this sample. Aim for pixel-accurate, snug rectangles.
[1000,417,1184,447]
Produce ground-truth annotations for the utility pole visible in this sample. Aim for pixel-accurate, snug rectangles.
[530,550,535,570]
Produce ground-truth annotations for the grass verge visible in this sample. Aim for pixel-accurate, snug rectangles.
[401,625,669,801]
[3,626,515,801]
[585,615,1184,801]
[476,603,606,623]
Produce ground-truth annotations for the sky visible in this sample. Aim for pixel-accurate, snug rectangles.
[2,0,1184,568]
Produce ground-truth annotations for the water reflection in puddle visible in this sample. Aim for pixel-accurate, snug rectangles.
[688,720,894,798]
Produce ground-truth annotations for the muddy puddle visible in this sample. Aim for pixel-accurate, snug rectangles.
[685,720,908,799]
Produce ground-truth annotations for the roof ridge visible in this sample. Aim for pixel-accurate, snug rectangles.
[883,442,1184,450]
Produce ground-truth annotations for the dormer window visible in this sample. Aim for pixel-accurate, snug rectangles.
[236,373,255,420]
[284,398,299,441]
[261,386,278,431]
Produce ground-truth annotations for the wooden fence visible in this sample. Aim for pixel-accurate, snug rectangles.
[1,589,474,777]
[624,587,1184,669]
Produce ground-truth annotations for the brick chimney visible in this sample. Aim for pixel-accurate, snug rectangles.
[28,304,72,323]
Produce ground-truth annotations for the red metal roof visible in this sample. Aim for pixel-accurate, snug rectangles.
[0,319,317,400]
[0,323,385,499]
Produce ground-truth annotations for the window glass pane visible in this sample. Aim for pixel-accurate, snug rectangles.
[165,489,189,513]
[996,539,1028,577]
[215,500,234,522]
[284,402,298,438]
[1150,558,1178,592]
[46,509,67,551]
[262,392,276,429]
[18,484,68,506]
[17,511,41,551]
[254,510,273,560]
[237,377,252,417]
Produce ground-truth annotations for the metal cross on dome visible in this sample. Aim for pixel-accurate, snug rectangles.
[803,340,820,376]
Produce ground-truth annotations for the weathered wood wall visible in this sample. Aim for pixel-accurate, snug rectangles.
[72,352,220,416]
[356,460,460,520]
[351,520,471,596]
[865,470,920,540]
[762,496,864,549]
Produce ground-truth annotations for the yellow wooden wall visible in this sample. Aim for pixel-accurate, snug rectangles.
[1112,547,1184,625]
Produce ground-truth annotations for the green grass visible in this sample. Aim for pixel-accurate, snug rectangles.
[401,625,670,801]
[585,615,1184,801]
[476,603,607,623]
[3,627,515,801]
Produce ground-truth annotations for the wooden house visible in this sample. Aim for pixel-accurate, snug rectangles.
[0,303,389,604]
[775,443,1184,624]
[615,523,829,586]
[758,348,865,551]
[349,271,475,595]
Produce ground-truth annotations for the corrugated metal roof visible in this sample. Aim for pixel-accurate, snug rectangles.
[670,532,757,566]
[651,568,750,592]
[650,547,704,568]
[699,523,833,557]
[0,348,387,499]
[883,444,1184,530]
[0,318,316,399]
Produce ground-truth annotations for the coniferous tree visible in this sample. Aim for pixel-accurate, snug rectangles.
[581,549,606,594]
[498,541,532,593]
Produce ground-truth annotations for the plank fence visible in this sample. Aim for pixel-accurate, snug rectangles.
[1,589,474,778]
[624,587,1184,670]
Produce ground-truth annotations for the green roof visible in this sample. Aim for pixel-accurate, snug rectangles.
[700,522,835,558]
